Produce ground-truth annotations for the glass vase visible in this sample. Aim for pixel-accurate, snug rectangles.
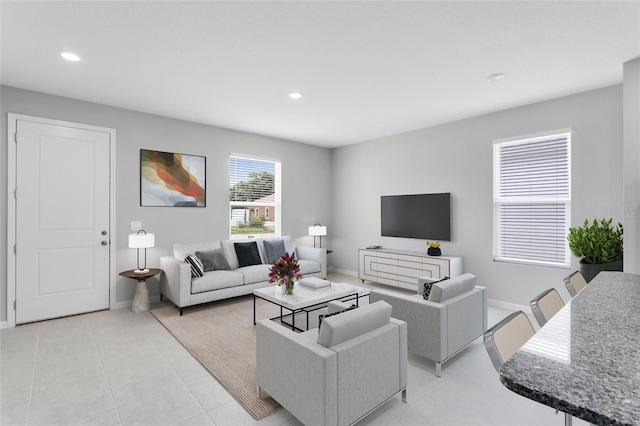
[283,280,294,295]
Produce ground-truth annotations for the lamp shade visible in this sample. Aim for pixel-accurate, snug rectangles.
[129,232,155,248]
[308,225,327,237]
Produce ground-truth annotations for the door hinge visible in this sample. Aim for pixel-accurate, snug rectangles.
[14,132,18,143]
[14,300,16,310]
[14,244,16,254]
[14,189,17,199]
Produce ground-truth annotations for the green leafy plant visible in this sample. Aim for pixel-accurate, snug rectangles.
[567,218,623,264]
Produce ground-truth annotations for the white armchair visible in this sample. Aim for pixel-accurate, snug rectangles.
[370,273,487,377]
[256,301,407,426]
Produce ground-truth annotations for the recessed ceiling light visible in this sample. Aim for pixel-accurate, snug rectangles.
[487,73,505,82]
[288,92,302,100]
[61,51,80,62]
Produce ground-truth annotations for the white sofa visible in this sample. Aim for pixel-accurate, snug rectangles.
[160,236,327,315]
[370,273,487,377]
[256,301,407,426]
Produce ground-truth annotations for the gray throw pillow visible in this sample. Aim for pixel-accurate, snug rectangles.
[234,241,262,267]
[263,239,286,264]
[196,249,231,272]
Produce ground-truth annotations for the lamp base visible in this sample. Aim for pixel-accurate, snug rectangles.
[134,268,149,274]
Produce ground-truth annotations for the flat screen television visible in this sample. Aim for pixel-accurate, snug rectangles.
[381,193,451,241]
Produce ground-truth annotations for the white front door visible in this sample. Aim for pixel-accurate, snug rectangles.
[14,118,112,324]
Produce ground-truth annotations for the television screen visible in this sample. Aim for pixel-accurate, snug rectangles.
[381,193,451,241]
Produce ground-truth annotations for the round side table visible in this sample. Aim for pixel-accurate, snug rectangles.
[119,268,163,313]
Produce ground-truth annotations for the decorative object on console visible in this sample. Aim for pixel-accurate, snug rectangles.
[268,252,303,295]
[140,149,206,207]
[308,223,327,248]
[426,241,441,256]
[567,218,623,282]
[129,229,155,274]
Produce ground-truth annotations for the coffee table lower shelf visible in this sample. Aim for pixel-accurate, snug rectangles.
[253,283,370,332]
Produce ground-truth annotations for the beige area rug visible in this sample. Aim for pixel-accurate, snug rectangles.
[151,295,323,420]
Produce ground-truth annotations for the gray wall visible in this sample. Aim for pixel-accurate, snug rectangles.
[330,85,624,307]
[0,83,628,322]
[1,85,332,322]
[623,59,640,274]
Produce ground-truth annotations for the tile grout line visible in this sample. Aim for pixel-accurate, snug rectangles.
[92,330,124,426]
[25,323,41,426]
[149,324,216,425]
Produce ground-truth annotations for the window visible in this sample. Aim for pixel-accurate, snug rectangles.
[265,207,270,219]
[229,155,280,239]
[493,130,571,267]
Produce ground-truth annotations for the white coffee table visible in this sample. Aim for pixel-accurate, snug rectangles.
[253,282,370,331]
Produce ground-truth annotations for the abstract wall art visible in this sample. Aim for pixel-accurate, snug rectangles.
[140,149,206,207]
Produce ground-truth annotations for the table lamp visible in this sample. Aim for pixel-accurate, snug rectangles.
[129,230,155,274]
[308,223,327,248]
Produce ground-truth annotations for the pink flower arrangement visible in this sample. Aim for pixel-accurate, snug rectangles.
[268,252,303,285]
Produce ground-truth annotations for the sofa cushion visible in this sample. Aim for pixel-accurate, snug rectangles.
[184,254,204,277]
[238,264,271,285]
[297,259,321,275]
[263,238,286,264]
[174,241,221,261]
[428,273,476,303]
[191,270,244,294]
[317,301,392,348]
[234,241,262,267]
[196,249,231,271]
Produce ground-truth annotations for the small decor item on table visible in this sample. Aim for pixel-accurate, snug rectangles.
[268,252,303,295]
[426,241,441,256]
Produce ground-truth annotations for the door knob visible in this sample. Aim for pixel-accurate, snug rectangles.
[101,230,107,235]
[101,241,108,246]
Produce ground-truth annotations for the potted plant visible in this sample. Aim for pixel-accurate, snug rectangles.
[567,218,623,282]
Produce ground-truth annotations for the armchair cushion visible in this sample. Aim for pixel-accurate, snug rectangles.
[428,273,476,303]
[317,301,392,348]
[423,276,449,300]
[318,303,356,332]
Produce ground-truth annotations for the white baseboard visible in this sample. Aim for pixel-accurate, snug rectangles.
[487,298,528,313]
[0,321,8,330]
[328,267,358,278]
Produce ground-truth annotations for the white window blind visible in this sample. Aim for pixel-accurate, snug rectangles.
[493,131,571,267]
[229,155,280,238]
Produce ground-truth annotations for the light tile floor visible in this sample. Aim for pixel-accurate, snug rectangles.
[1,272,589,426]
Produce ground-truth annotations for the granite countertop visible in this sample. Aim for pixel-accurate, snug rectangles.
[500,272,640,425]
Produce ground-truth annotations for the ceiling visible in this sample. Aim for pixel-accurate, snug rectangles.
[2,1,639,148]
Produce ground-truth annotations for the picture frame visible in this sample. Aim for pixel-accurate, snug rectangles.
[140,149,206,207]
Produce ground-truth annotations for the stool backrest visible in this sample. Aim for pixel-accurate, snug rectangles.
[483,311,535,372]
[530,288,565,327]
[564,271,587,297]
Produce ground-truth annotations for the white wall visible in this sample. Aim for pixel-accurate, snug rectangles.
[1,86,332,322]
[330,85,624,307]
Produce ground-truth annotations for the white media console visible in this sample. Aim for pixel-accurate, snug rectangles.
[358,248,463,291]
